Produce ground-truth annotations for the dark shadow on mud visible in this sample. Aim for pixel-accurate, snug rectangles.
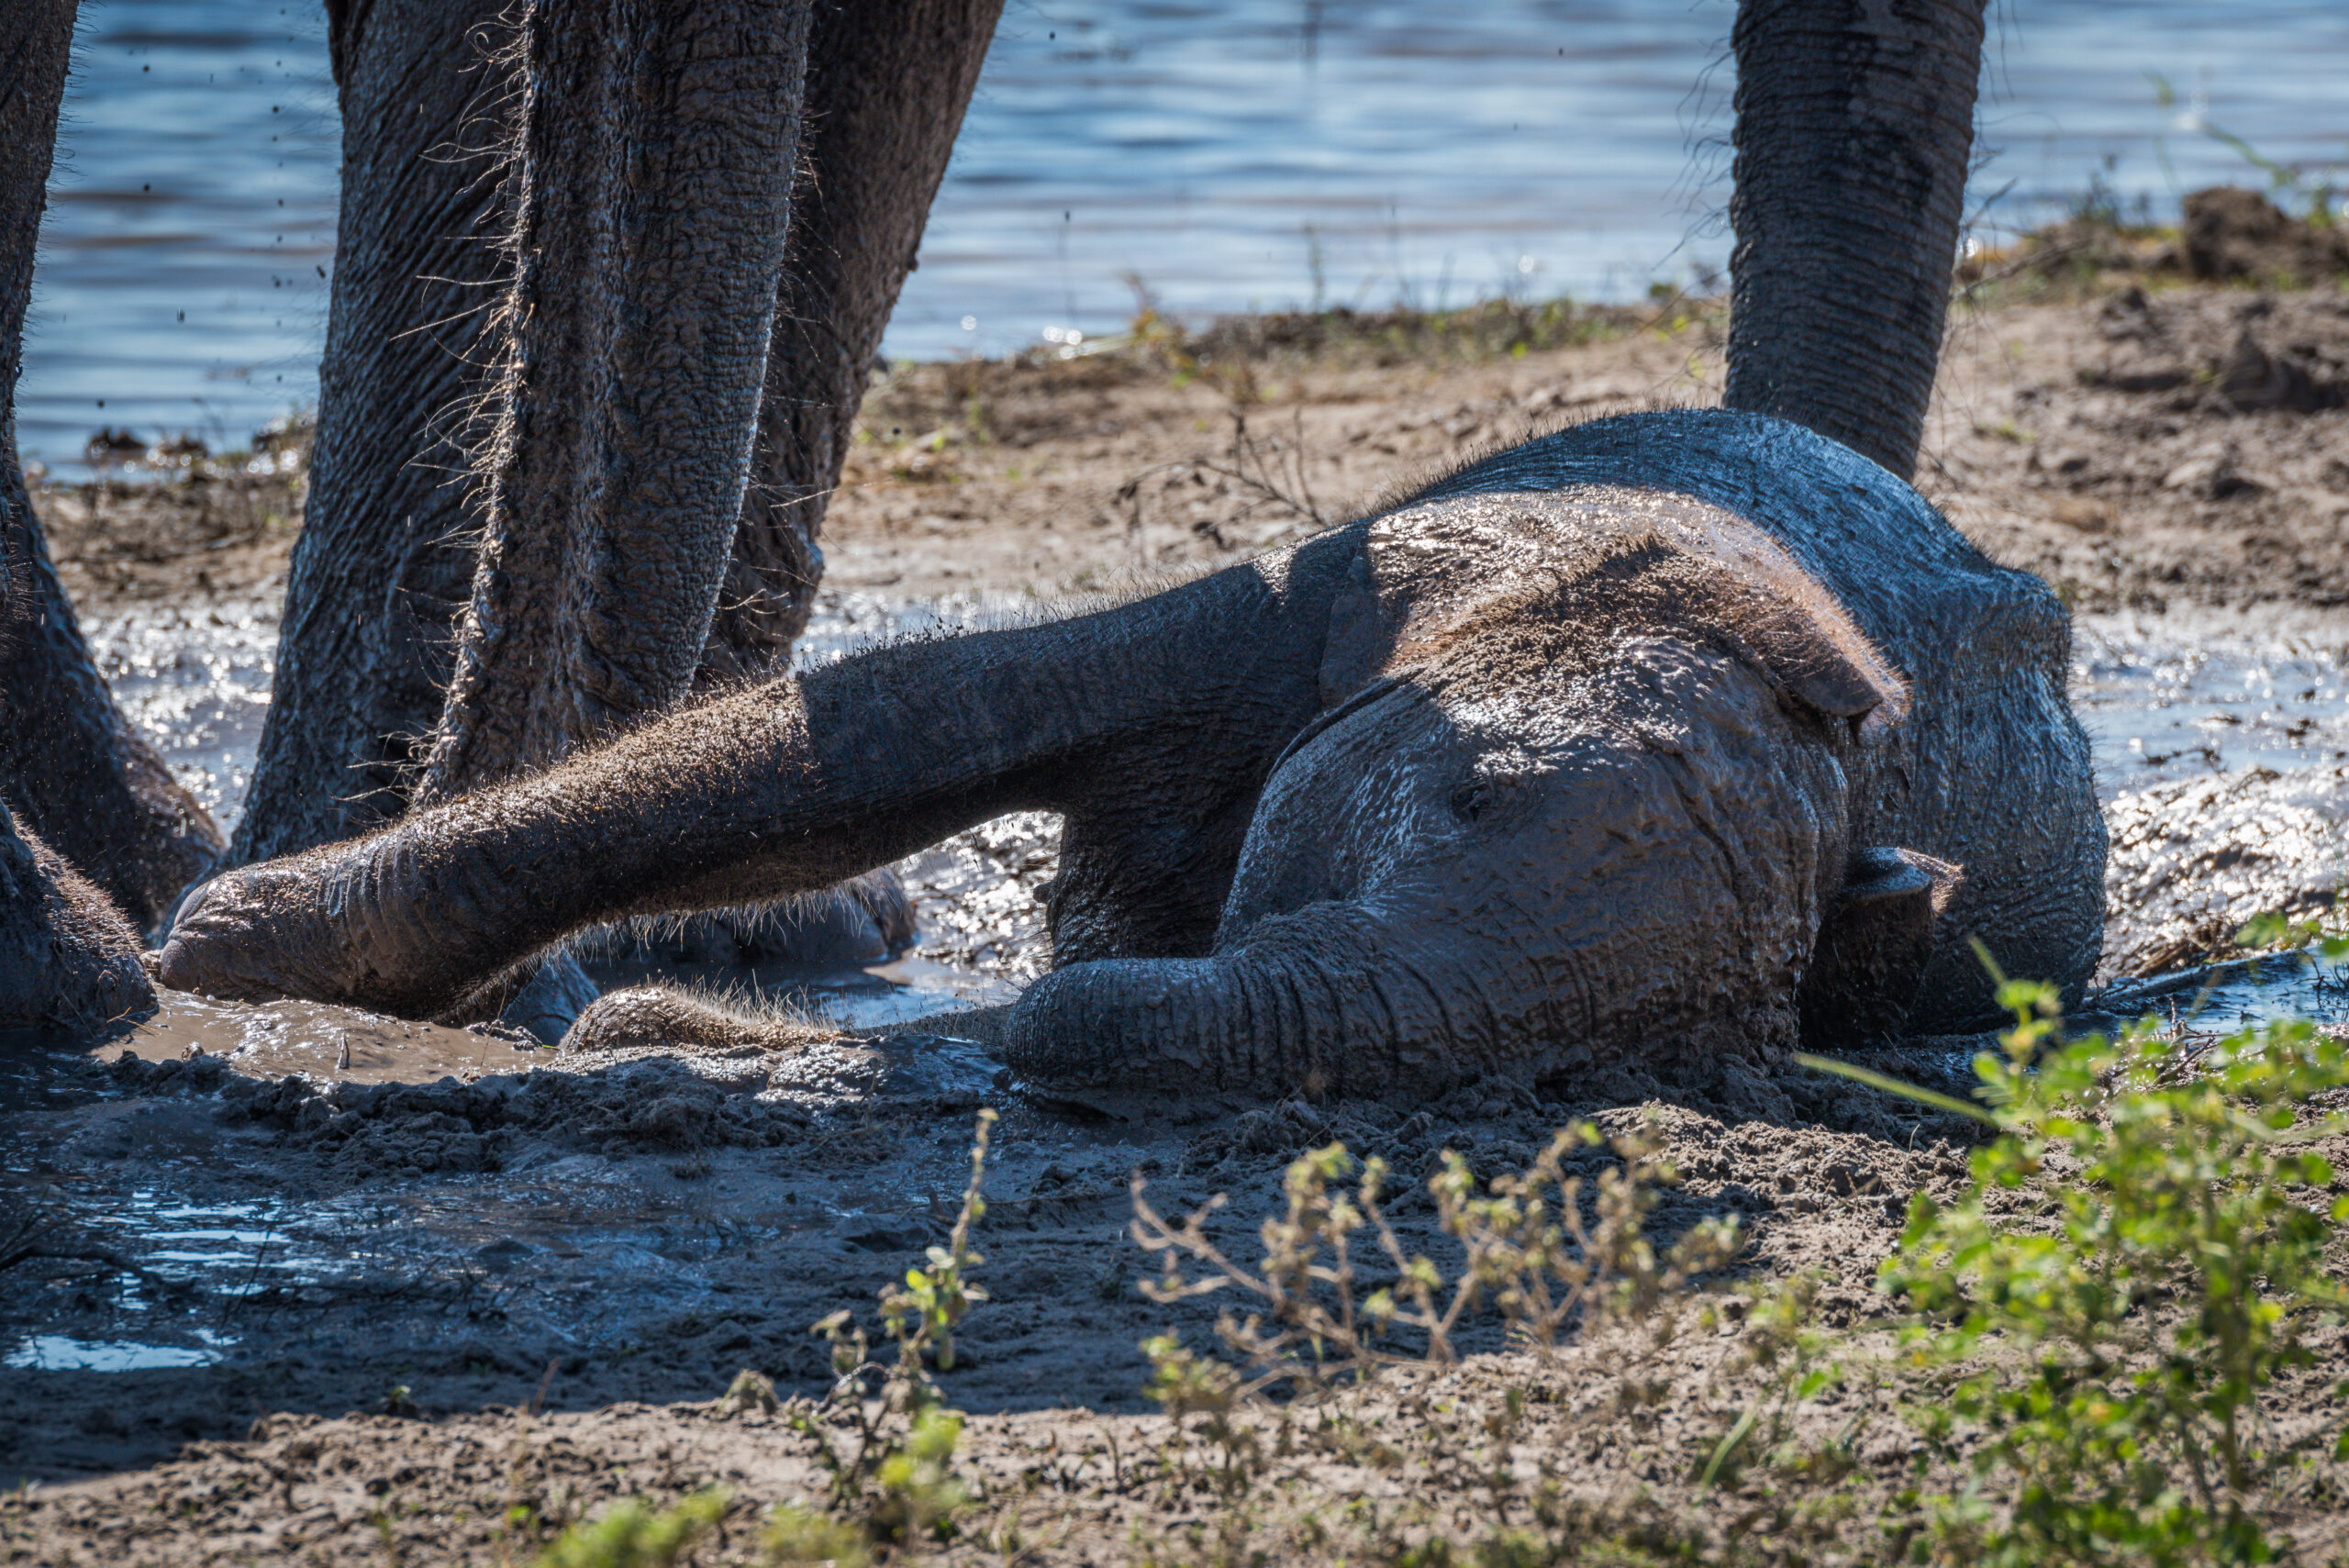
[0,1001,2015,1486]
[6,932,2339,1486]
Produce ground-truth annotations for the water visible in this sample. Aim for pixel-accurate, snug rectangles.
[20,1,2349,476]
[2072,611,2349,786]
[5,1332,229,1371]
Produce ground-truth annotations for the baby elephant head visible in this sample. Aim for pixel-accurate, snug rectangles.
[1006,489,1960,1096]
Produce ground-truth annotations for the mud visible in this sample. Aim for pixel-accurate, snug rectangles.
[0,1001,1993,1467]
[2073,606,2349,976]
[5,272,2347,1561]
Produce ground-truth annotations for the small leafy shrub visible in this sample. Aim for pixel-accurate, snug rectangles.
[1133,1119,1742,1398]
[1875,973,2349,1566]
[533,1487,726,1568]
[769,1108,996,1562]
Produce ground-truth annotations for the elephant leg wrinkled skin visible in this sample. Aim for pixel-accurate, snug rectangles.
[228,0,519,866]
[0,797,153,1036]
[700,0,1005,673]
[0,495,155,1036]
[631,0,1001,975]
[232,0,1002,984]
[388,0,815,1033]
[159,410,2108,1098]
[0,0,222,932]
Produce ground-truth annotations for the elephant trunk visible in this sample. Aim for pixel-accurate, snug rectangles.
[1721,0,1987,478]
[0,0,224,929]
[1001,903,1521,1099]
[415,0,812,801]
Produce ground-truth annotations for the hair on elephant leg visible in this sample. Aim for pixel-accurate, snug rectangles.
[385,0,817,1033]
[561,985,840,1058]
[674,0,1002,972]
[700,0,1006,673]
[593,869,916,972]
[0,798,155,1037]
[416,0,812,802]
[0,0,222,930]
[230,0,520,867]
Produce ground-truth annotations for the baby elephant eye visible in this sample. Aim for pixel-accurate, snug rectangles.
[1449,780,1491,821]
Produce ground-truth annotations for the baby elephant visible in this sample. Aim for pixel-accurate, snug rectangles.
[157,410,2104,1096]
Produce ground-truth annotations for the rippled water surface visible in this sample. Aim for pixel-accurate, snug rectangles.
[21,1,2349,475]
[2073,611,2349,787]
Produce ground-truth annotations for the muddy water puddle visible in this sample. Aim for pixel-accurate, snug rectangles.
[2072,607,2349,983]
[86,595,278,837]
[2073,608,2349,784]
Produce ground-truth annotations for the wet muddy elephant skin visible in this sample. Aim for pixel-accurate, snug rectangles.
[0,798,152,1035]
[156,410,2105,1097]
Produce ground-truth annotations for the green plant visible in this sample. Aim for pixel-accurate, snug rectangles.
[881,1107,996,1373]
[762,1502,872,1567]
[1861,972,2349,1566]
[1695,1275,1853,1494]
[775,1109,996,1558]
[534,1489,726,1568]
[1133,1121,1742,1398]
[1138,1331,1259,1501]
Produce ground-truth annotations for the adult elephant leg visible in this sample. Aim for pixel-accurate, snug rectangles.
[228,0,516,867]
[1720,0,1988,478]
[664,0,1001,973]
[0,0,222,930]
[0,795,153,1036]
[699,0,1004,671]
[409,0,814,1028]
[419,0,810,795]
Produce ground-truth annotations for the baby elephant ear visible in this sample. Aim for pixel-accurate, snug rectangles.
[1798,847,1962,1051]
[1735,589,1911,740]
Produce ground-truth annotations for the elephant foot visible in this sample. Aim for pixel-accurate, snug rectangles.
[1,807,155,1036]
[437,948,602,1042]
[560,985,834,1057]
[591,869,916,973]
[495,950,602,1043]
[154,851,398,1011]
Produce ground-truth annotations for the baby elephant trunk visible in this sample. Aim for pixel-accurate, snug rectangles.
[999,903,1512,1100]
[1004,847,1967,1098]
[1798,846,1964,1051]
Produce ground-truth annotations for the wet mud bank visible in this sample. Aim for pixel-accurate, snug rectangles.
[4,279,2346,1553]
[2,990,2002,1479]
[3,606,2340,1496]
